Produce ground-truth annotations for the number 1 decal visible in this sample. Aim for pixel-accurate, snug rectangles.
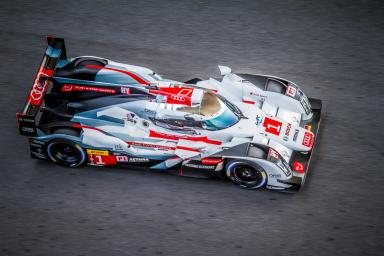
[263,117,282,136]
[94,155,105,165]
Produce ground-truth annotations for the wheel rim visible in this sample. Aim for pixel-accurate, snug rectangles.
[47,142,85,167]
[227,162,266,189]
[233,165,259,182]
[233,164,260,184]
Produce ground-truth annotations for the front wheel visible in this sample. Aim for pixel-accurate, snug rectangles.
[46,139,86,168]
[225,160,267,189]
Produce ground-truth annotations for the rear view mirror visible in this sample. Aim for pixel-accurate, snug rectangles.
[218,65,232,76]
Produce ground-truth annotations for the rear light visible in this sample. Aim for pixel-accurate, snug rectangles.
[293,161,305,173]
[201,158,223,165]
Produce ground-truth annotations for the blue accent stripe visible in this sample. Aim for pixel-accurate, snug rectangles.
[45,45,61,58]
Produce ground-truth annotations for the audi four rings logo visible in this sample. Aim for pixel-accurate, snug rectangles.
[28,67,53,105]
[302,131,313,147]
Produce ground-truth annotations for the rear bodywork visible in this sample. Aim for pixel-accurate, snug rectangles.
[17,37,322,192]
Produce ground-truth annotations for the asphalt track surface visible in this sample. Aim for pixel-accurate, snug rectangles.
[0,0,383,255]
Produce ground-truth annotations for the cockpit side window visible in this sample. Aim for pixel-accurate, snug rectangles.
[266,79,287,94]
[236,74,267,90]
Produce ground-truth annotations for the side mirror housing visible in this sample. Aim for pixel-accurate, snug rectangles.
[218,65,232,76]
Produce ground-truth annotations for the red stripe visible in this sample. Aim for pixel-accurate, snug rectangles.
[72,124,104,132]
[149,130,181,141]
[242,99,255,104]
[86,65,150,85]
[176,146,200,152]
[126,141,176,150]
[149,130,222,145]
[182,136,222,145]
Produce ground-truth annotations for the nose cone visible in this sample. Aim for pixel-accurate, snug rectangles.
[257,116,314,152]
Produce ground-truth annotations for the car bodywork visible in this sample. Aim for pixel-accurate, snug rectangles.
[17,37,322,192]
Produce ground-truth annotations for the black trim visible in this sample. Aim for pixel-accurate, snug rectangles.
[236,74,267,90]
[184,78,202,84]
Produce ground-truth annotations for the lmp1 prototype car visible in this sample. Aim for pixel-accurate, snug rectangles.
[17,37,322,192]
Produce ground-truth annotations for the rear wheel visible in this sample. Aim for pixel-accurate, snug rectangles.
[226,160,267,189]
[46,139,86,167]
[46,127,85,168]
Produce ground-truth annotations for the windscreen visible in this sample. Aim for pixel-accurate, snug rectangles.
[201,100,239,130]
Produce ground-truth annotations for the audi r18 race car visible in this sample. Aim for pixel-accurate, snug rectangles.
[17,37,322,192]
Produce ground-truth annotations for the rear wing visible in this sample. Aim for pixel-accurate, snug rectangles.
[17,36,67,136]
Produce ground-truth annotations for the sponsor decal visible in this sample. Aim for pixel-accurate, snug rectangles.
[124,113,136,123]
[269,174,282,178]
[263,117,282,136]
[285,123,292,136]
[29,138,47,159]
[302,131,314,147]
[255,115,263,126]
[293,129,299,141]
[120,87,131,95]
[86,149,109,156]
[126,141,176,151]
[116,156,150,163]
[305,125,312,131]
[249,92,267,98]
[28,67,54,106]
[286,85,297,97]
[18,117,35,123]
[116,155,129,162]
[201,158,223,165]
[283,136,289,141]
[61,84,116,94]
[268,148,279,160]
[184,163,216,169]
[128,157,150,163]
[22,127,35,133]
[293,161,305,173]
[114,144,124,151]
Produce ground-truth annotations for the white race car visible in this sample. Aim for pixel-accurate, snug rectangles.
[17,37,322,192]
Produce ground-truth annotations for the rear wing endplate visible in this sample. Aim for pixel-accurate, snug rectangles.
[17,36,67,136]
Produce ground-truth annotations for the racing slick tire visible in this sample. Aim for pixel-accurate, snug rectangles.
[46,128,86,168]
[225,160,267,189]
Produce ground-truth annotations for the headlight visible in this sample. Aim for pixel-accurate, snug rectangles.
[298,89,311,115]
[276,158,292,177]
